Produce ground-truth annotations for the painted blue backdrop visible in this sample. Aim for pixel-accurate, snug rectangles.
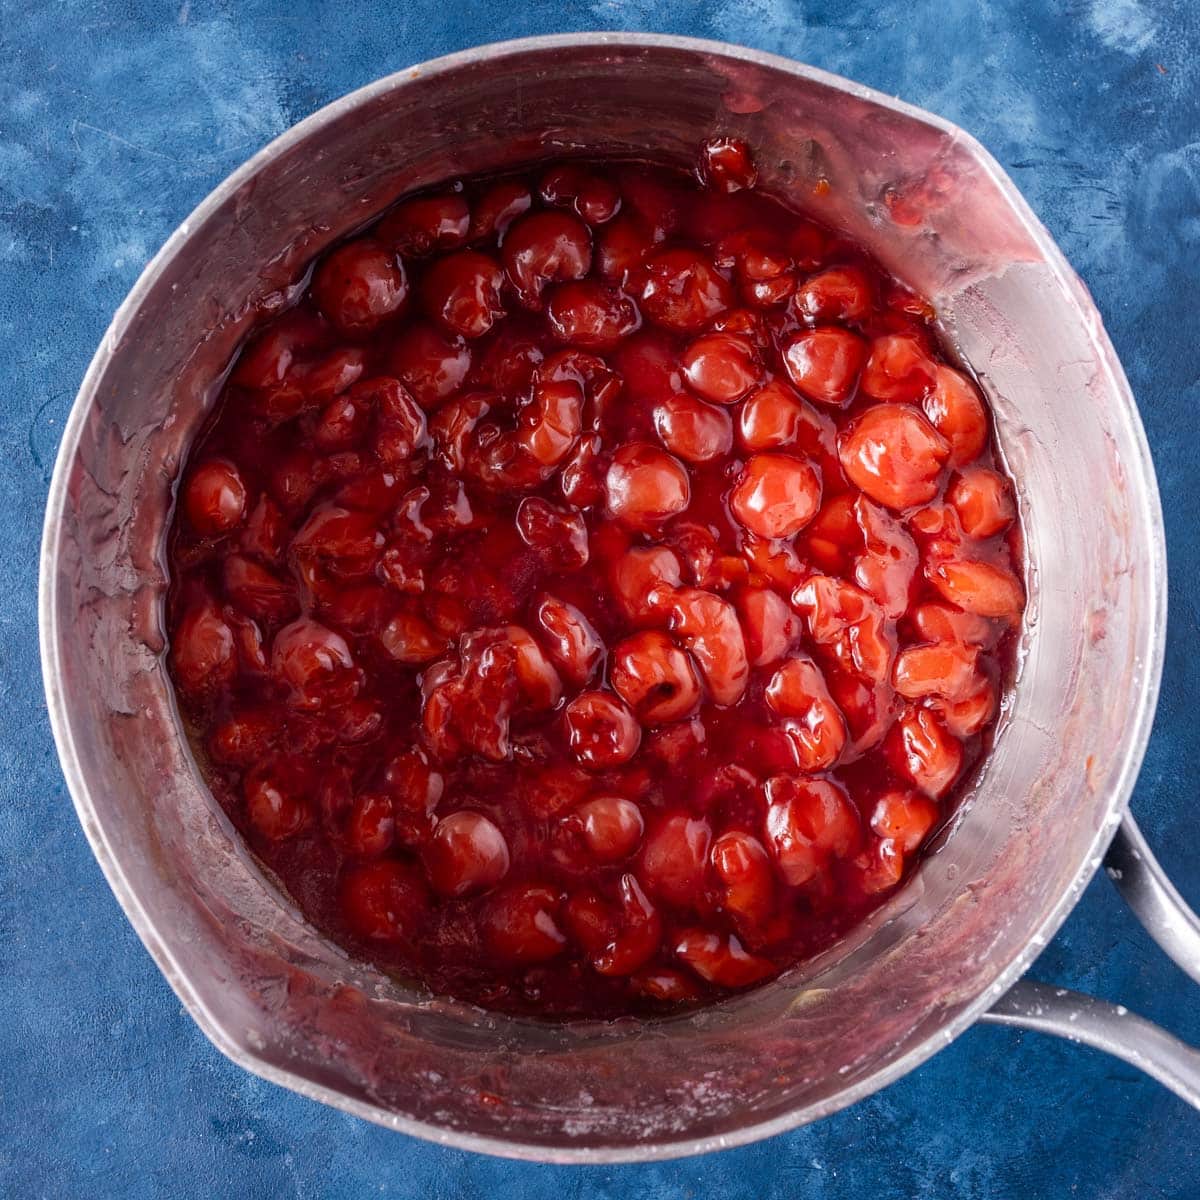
[2,1,1198,1196]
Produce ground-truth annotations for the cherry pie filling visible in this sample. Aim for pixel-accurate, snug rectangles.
[166,140,1024,1017]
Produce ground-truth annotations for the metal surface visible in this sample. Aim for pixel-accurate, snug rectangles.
[1107,813,1200,987]
[38,33,1172,1161]
[983,978,1200,1108]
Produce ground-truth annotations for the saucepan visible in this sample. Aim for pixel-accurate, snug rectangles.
[39,33,1200,1162]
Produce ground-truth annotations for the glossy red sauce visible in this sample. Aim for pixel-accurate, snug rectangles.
[166,140,1024,1017]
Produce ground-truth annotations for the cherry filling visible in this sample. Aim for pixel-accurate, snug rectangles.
[166,141,1024,1017]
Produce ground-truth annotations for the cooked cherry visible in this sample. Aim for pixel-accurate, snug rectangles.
[609,630,703,724]
[923,364,988,466]
[172,598,237,696]
[729,452,822,539]
[421,249,505,339]
[680,332,762,403]
[859,334,937,402]
[637,248,734,332]
[669,588,749,706]
[764,776,860,886]
[483,883,567,964]
[503,210,592,309]
[839,403,951,510]
[183,459,247,536]
[927,557,1024,621]
[698,137,759,192]
[167,149,1022,1019]
[423,810,511,896]
[782,327,867,406]
[245,761,310,841]
[533,595,604,687]
[948,467,1015,538]
[546,280,639,348]
[311,239,407,335]
[653,393,733,463]
[388,321,472,408]
[604,442,691,529]
[563,690,642,768]
[340,860,428,942]
[792,265,872,322]
[574,796,645,862]
[377,191,470,256]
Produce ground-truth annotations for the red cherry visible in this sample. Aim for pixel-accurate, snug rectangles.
[546,280,639,348]
[711,830,776,925]
[927,558,1024,622]
[729,452,822,539]
[859,334,937,402]
[893,641,979,701]
[532,595,604,687]
[345,792,396,858]
[515,497,589,569]
[653,393,733,463]
[764,775,860,886]
[669,588,749,706]
[698,137,758,192]
[340,859,428,941]
[638,811,712,908]
[611,544,683,625]
[244,761,310,841]
[605,442,691,529]
[387,321,472,408]
[733,586,801,667]
[377,191,470,256]
[888,706,963,798]
[421,250,505,339]
[539,164,622,225]
[870,790,939,855]
[948,467,1015,538]
[839,403,950,510]
[573,796,645,861]
[223,555,298,624]
[596,213,656,282]
[609,630,703,724]
[423,810,511,896]
[923,365,988,466]
[782,327,867,406]
[172,598,237,696]
[209,707,276,766]
[680,332,762,403]
[311,239,407,335]
[183,459,247,536]
[637,248,734,332]
[379,609,448,665]
[792,265,872,322]
[270,617,360,710]
[564,690,642,768]
[483,883,567,965]
[469,180,532,243]
[502,210,592,309]
[674,929,773,988]
[765,656,848,770]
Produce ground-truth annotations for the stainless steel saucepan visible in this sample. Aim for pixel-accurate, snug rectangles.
[39,33,1200,1162]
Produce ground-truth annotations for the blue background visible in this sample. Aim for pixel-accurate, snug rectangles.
[3,1,1198,1195]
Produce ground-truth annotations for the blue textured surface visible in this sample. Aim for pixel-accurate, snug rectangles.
[3,1,1199,1196]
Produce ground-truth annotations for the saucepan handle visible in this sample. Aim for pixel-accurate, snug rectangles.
[982,813,1200,1108]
